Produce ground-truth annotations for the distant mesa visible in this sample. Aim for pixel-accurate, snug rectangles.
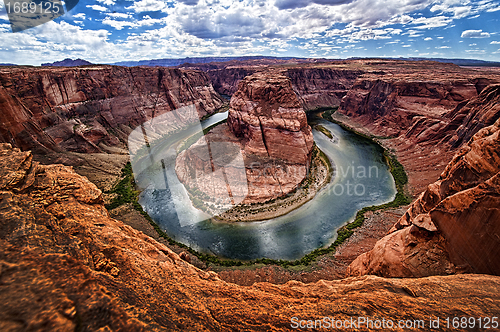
[41,58,93,67]
[112,56,322,68]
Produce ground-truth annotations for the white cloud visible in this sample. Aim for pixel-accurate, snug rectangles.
[102,17,136,30]
[86,5,108,12]
[97,0,116,5]
[103,14,166,30]
[461,29,490,38]
[126,0,169,13]
[73,13,86,20]
[431,3,471,19]
[424,37,432,41]
[411,16,453,29]
[490,41,500,44]
[436,45,451,48]
[486,5,500,12]
[107,13,132,19]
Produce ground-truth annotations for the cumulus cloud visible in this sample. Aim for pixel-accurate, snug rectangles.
[103,14,165,30]
[97,0,116,5]
[491,41,500,44]
[126,0,169,13]
[86,5,108,12]
[461,29,490,38]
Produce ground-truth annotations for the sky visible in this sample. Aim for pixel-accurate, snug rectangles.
[0,0,499,65]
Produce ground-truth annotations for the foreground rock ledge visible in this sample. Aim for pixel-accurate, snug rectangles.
[1,143,500,331]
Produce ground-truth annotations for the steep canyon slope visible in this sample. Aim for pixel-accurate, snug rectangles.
[1,60,500,312]
[0,66,224,154]
[348,113,500,278]
[1,143,499,331]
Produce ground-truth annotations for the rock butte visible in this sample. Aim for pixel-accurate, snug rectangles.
[176,72,314,205]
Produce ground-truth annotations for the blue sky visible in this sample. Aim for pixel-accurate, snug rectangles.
[0,0,499,65]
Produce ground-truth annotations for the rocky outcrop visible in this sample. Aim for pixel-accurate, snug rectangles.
[176,72,314,206]
[347,116,500,278]
[445,84,500,147]
[0,66,224,153]
[228,72,314,164]
[2,143,500,331]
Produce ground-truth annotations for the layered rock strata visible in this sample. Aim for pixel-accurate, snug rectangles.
[0,66,224,153]
[331,60,500,194]
[285,67,363,110]
[176,72,314,207]
[1,143,500,331]
[227,72,314,164]
[348,116,500,278]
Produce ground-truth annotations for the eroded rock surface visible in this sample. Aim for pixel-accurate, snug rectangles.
[1,143,500,331]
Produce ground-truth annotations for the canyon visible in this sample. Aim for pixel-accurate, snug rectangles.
[0,59,499,330]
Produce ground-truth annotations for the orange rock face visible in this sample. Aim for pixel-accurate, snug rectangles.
[348,112,500,278]
[2,143,500,331]
[0,66,224,153]
[228,72,314,164]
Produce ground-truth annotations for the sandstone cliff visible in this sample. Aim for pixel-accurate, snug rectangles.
[347,115,500,278]
[285,67,362,110]
[0,66,224,153]
[327,60,500,195]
